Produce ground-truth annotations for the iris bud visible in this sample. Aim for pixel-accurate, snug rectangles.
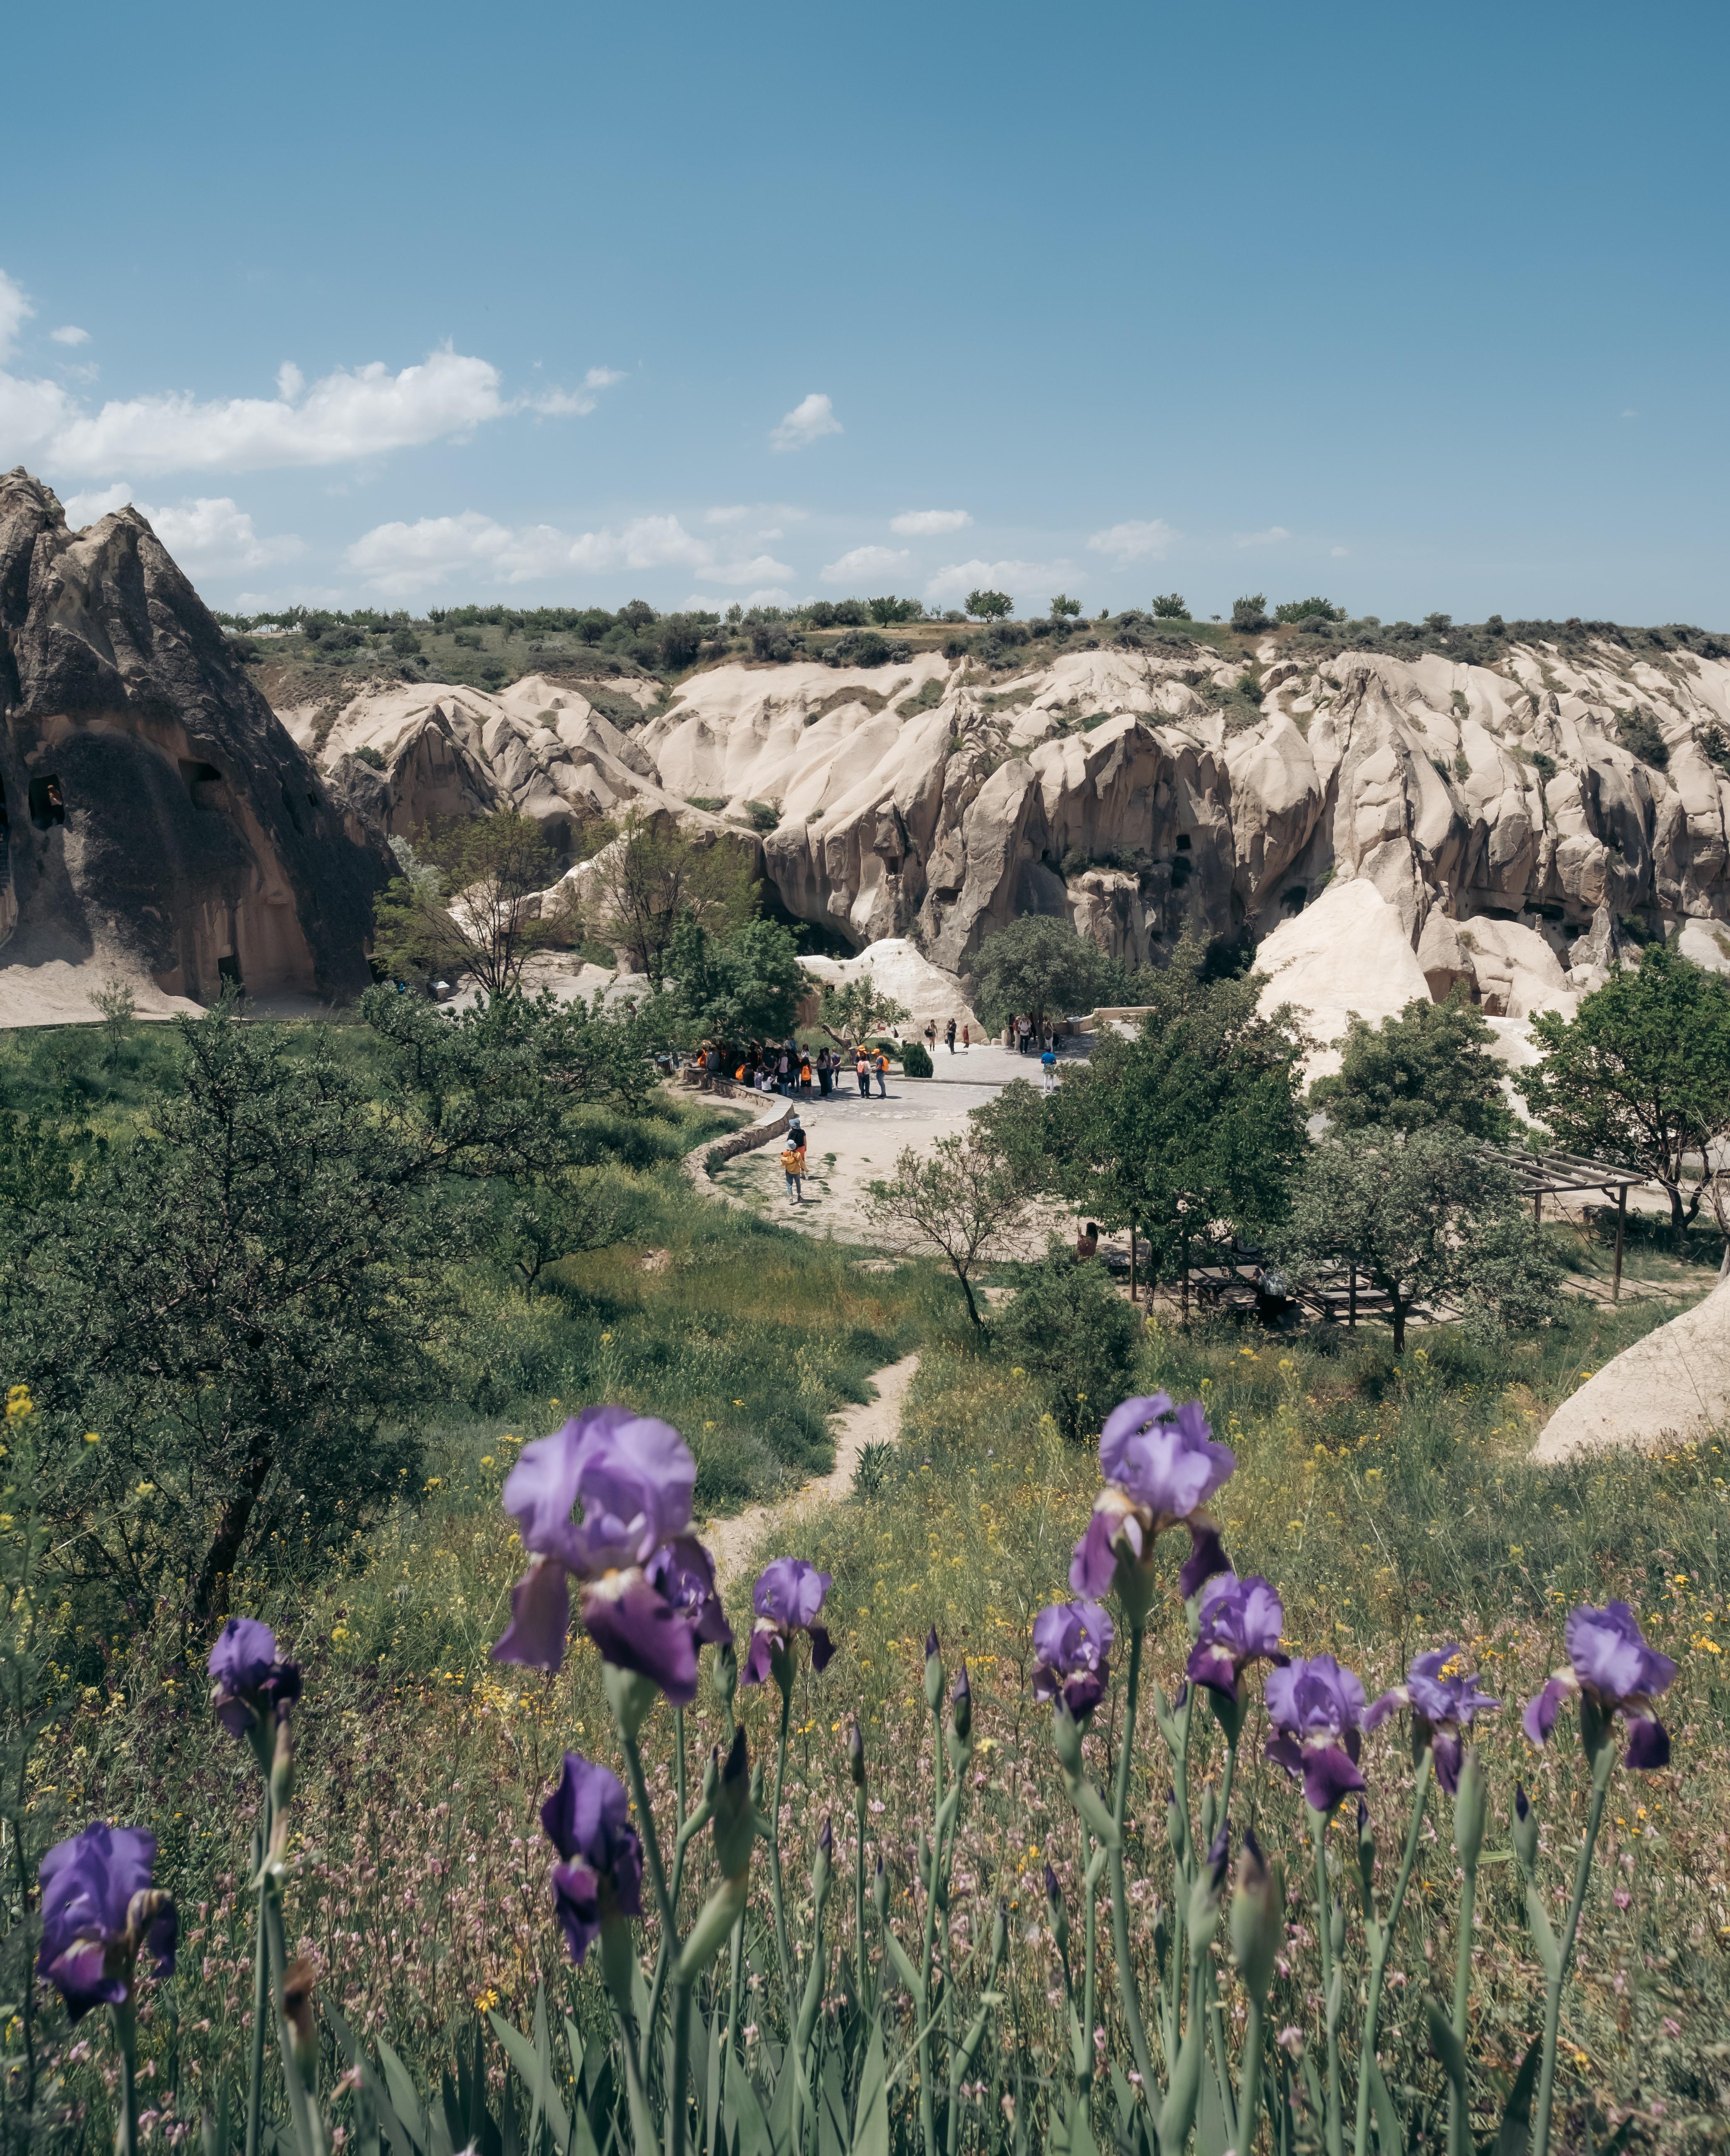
[1200,1783,1218,1850]
[1152,1900,1171,1978]
[1045,1863,1069,1955]
[713,1729,755,1880]
[603,1662,659,1741]
[950,1660,972,1743]
[1229,1829,1280,2009]
[269,1713,294,1812]
[1050,1696,1084,1776]
[1355,1799,1376,1909]
[280,1956,318,2087]
[1329,1897,1344,1959]
[811,1814,833,1904]
[1453,1745,1487,1871]
[991,1897,1008,1963]
[924,1628,944,1713]
[872,1854,890,1923]
[848,1719,866,1789]
[1511,1784,1539,1878]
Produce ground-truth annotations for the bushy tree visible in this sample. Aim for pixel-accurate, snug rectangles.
[370,809,561,998]
[866,596,924,624]
[1231,594,1270,631]
[863,1130,1036,1329]
[1036,938,1308,1288]
[1274,597,1342,624]
[1152,594,1190,619]
[583,811,756,984]
[998,1244,1139,1442]
[1278,1124,1565,1352]
[1310,991,1515,1140]
[668,917,811,1044]
[965,589,1013,622]
[1515,945,1730,1238]
[1049,594,1083,619]
[817,975,911,1047]
[971,916,1127,1037]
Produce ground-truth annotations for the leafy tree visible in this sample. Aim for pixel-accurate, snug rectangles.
[86,978,134,1068]
[998,1244,1139,1443]
[970,916,1127,1037]
[583,810,756,985]
[658,615,704,670]
[1515,946,1730,1238]
[816,975,912,1048]
[1231,594,1270,631]
[370,809,562,998]
[862,1130,1036,1329]
[1277,1124,1565,1353]
[1152,594,1190,619]
[1310,991,1515,1140]
[1274,597,1342,624]
[668,918,811,1045]
[1036,938,1308,1290]
[493,1169,625,1293]
[1049,594,1083,619]
[966,589,1013,622]
[390,626,422,657]
[866,596,924,624]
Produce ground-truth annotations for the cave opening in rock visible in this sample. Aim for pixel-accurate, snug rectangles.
[217,954,244,992]
[29,774,65,829]
[178,758,225,807]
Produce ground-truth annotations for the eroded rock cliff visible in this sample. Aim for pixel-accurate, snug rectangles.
[0,470,384,1010]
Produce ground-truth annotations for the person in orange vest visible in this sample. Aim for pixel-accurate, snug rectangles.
[780,1132,808,1204]
[873,1046,889,1097]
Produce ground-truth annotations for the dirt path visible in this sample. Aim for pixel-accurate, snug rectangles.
[702,1350,921,1584]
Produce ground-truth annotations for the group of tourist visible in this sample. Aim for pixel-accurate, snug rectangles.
[692,1038,891,1099]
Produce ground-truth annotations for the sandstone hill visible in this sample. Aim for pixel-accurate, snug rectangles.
[294,621,1730,1021]
[0,472,384,1019]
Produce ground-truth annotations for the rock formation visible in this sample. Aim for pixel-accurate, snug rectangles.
[296,630,1730,1022]
[1532,1272,1730,1462]
[0,471,383,1014]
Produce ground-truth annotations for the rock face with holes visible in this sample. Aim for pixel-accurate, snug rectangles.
[0,470,383,1008]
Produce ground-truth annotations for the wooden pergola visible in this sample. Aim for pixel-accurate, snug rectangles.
[1481,1146,1644,1302]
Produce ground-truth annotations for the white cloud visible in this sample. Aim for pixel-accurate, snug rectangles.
[821,543,910,585]
[891,508,971,536]
[1330,545,1349,559]
[61,480,300,570]
[706,505,751,524]
[923,557,1070,609]
[744,587,793,609]
[770,392,841,452]
[1234,525,1291,548]
[0,270,34,361]
[1086,518,1176,563]
[50,324,90,347]
[346,509,791,597]
[526,366,626,418]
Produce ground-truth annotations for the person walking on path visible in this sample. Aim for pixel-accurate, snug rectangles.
[945,1017,956,1054]
[924,1020,938,1057]
[1040,1041,1059,1094]
[855,1045,871,1097]
[817,1047,833,1099]
[1017,1015,1033,1055]
[961,1022,970,1051]
[798,1047,813,1094]
[776,1046,791,1094]
[873,1047,889,1097]
[780,1133,807,1205]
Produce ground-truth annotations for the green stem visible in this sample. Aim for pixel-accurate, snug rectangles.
[767,1686,794,2012]
[264,1895,326,2156]
[1234,2000,1265,2156]
[1352,1750,1432,2156]
[855,1786,870,2014]
[245,1804,271,2156]
[620,1732,679,2089]
[1107,1626,1160,2103]
[1530,1763,1612,2156]
[1448,1858,1478,2156]
[1080,1829,1098,2092]
[721,1914,745,2106]
[111,1999,139,2156]
[1310,1809,1343,2156]
[667,1979,692,2156]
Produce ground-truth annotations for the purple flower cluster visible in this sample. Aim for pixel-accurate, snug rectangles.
[1070,1394,1235,1608]
[1187,1572,1287,1704]
[492,1406,732,1704]
[1523,1602,1676,1770]
[1031,1599,1114,1719]
[1367,1646,1499,1793]
[37,1824,177,2022]
[1265,1655,1367,1814]
[208,1618,301,1740]
[539,1752,644,1966]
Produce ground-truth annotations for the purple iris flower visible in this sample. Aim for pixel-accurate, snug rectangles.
[1522,1603,1677,1770]
[1031,1599,1114,1720]
[741,1557,835,1686]
[37,1824,177,2022]
[491,1406,729,1706]
[1265,1654,1368,1814]
[540,1752,644,1967]
[1069,1394,1235,1609]
[1186,1573,1288,1704]
[1367,1645,1500,1794]
[208,1618,301,1738]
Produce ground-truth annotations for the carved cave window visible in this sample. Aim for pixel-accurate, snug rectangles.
[29,774,65,829]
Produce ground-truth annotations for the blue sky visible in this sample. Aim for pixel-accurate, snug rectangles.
[4,0,1727,623]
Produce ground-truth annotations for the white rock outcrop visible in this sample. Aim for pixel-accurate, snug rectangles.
[1532,1275,1730,1462]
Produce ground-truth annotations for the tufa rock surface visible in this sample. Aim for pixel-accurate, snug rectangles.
[0,470,385,1009]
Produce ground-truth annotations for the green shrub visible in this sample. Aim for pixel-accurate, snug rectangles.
[1231,593,1270,631]
[1616,705,1670,768]
[996,1245,1139,1442]
[1274,595,1341,624]
[1151,592,1189,618]
[900,1039,933,1077]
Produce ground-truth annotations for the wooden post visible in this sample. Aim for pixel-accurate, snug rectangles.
[1533,1188,1542,1233]
[1348,1261,1357,1331]
[1613,1185,1627,1304]
[1130,1226,1137,1304]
